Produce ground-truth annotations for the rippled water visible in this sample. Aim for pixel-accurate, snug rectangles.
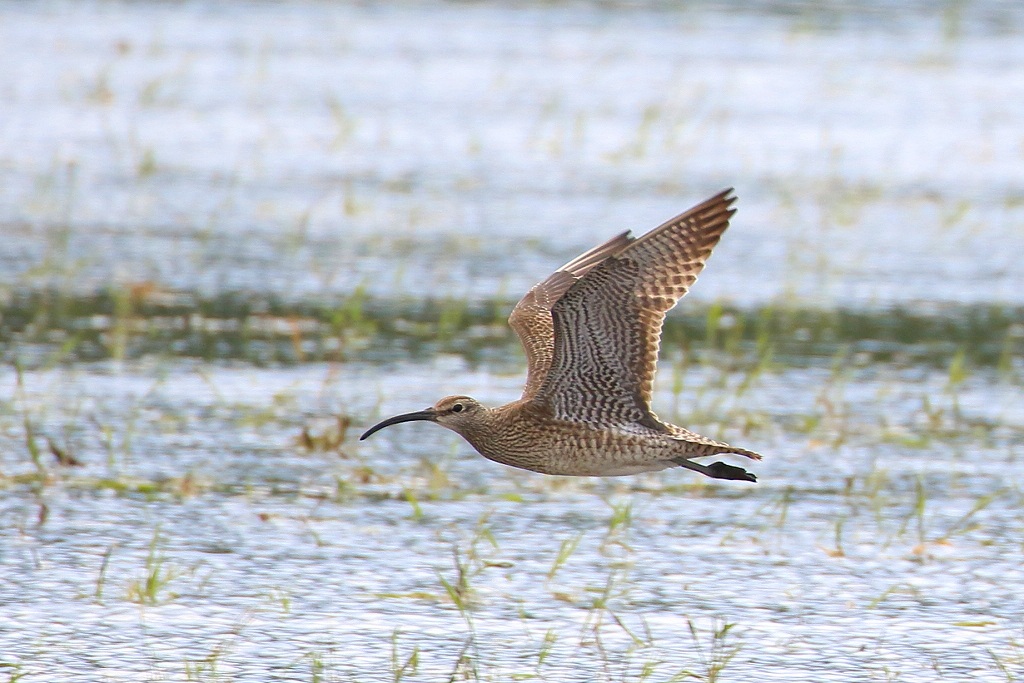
[2,0,1023,306]
[2,354,1022,681]
[1,1,1023,682]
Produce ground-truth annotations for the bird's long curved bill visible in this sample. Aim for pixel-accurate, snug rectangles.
[360,409,437,440]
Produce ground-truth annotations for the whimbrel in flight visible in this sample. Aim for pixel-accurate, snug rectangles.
[361,189,762,481]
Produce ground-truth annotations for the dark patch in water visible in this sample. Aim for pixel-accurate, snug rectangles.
[1,287,1020,368]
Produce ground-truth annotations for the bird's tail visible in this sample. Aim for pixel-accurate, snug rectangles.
[670,431,763,461]
[714,444,763,461]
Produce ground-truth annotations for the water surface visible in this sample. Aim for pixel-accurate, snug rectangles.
[1,2,1023,681]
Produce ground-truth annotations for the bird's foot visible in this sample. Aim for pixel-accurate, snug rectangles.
[671,457,757,482]
[706,461,757,482]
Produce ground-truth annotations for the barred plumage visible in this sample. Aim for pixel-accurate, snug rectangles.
[362,189,762,482]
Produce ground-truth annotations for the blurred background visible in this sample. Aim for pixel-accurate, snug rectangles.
[1,1,1022,681]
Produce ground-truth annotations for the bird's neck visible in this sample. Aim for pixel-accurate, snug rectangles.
[454,401,540,464]
[452,407,503,455]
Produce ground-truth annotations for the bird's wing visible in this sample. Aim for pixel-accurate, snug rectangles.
[509,231,633,400]
[533,189,737,428]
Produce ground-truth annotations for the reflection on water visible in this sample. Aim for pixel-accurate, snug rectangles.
[1,1,1023,681]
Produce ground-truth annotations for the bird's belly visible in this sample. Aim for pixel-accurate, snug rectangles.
[471,426,676,477]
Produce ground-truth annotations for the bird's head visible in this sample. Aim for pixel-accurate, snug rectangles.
[360,395,485,440]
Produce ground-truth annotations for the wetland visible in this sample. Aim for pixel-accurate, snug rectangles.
[1,1,1023,681]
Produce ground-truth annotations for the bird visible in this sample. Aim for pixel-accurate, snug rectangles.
[361,189,762,481]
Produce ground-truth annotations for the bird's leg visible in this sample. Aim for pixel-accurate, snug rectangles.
[671,457,757,483]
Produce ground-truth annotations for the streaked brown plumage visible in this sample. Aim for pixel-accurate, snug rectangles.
[361,189,762,481]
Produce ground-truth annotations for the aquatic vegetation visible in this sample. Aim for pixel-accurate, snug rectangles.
[548,532,584,581]
[1,1,1023,681]
[679,618,742,683]
[3,287,1021,373]
[125,527,186,605]
[390,630,420,682]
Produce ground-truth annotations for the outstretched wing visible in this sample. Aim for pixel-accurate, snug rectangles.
[534,189,737,428]
[509,231,633,399]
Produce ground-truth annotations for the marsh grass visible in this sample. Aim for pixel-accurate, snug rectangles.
[437,513,502,613]
[93,543,116,604]
[678,618,742,683]
[12,361,47,482]
[2,4,1023,680]
[987,631,1024,682]
[0,254,1017,683]
[125,526,190,605]
[0,663,26,683]
[2,288,1020,369]
[397,506,750,682]
[548,532,584,581]
[390,630,420,682]
[182,612,255,683]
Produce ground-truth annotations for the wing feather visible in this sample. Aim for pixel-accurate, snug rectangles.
[534,189,738,426]
[508,231,633,399]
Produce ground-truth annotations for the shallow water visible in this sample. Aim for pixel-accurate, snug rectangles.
[1,1,1023,682]
[1,356,1022,681]
[2,1,1023,307]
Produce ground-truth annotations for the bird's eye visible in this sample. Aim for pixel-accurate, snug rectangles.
[451,403,464,413]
